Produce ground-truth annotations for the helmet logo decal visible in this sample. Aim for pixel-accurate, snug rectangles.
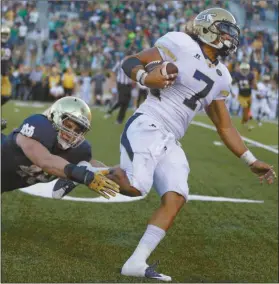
[196,12,217,22]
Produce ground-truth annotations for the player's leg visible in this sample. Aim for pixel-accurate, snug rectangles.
[122,141,189,281]
[116,85,132,124]
[239,96,254,130]
[241,97,249,124]
[119,113,160,197]
[256,102,263,126]
[105,100,120,116]
[105,84,121,118]
[262,100,271,121]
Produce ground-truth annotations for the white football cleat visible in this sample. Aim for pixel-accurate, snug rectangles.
[121,260,172,282]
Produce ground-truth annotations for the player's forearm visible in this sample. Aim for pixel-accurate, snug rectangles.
[90,159,107,167]
[42,157,97,186]
[122,48,163,82]
[217,126,248,158]
[122,56,145,81]
[37,154,69,178]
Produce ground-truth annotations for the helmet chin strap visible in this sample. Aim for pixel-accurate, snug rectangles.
[199,36,235,56]
[58,136,71,150]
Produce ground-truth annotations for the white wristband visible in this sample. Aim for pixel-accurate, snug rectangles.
[90,167,109,172]
[136,69,146,82]
[139,72,148,85]
[240,150,257,166]
[77,161,109,173]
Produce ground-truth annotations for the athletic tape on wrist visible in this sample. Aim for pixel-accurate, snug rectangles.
[240,150,257,166]
[139,72,148,85]
[90,167,109,172]
[136,69,146,82]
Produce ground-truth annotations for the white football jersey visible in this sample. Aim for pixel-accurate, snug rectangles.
[256,82,270,100]
[137,32,232,139]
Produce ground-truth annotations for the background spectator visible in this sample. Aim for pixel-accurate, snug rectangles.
[1,0,277,120]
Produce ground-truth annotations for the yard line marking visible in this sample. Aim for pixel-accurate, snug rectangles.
[270,145,278,149]
[189,195,263,203]
[192,121,278,154]
[14,101,47,108]
[19,181,264,204]
[213,141,278,150]
[264,120,278,125]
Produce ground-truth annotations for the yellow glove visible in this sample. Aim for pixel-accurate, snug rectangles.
[87,170,120,199]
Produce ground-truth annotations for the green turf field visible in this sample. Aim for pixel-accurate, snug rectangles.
[1,101,278,283]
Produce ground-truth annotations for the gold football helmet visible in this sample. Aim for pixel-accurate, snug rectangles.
[239,62,250,76]
[193,8,240,56]
[48,97,91,149]
[1,26,11,43]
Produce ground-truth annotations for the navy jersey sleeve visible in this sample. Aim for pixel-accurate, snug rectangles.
[78,140,92,162]
[66,140,92,164]
[233,72,240,81]
[14,114,57,150]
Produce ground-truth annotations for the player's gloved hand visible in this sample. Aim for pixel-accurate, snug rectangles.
[250,160,277,184]
[86,170,120,199]
[144,66,177,89]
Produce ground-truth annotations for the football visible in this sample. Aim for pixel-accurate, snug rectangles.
[145,60,179,76]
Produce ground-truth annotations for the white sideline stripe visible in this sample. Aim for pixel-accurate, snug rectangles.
[14,101,46,108]
[192,121,278,154]
[269,145,278,149]
[264,120,278,125]
[19,185,263,204]
[189,195,263,203]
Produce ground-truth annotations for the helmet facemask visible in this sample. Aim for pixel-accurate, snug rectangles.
[239,63,251,76]
[240,67,250,76]
[55,114,90,150]
[207,20,240,56]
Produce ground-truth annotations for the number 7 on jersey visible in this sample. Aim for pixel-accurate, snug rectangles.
[183,70,214,111]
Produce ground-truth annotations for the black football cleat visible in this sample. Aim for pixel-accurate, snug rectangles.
[52,178,76,199]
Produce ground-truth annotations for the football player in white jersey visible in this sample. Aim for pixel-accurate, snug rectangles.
[268,80,279,120]
[120,7,276,281]
[252,75,272,126]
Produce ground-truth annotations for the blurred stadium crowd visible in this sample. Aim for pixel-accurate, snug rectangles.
[1,0,278,119]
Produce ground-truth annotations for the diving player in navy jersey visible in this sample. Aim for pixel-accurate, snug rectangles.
[1,97,126,199]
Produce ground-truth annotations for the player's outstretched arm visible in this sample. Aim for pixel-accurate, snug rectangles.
[122,47,177,89]
[83,160,141,197]
[206,100,276,184]
[16,134,120,198]
[53,159,140,200]
[16,133,70,178]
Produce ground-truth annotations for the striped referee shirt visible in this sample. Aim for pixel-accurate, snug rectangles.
[112,60,132,85]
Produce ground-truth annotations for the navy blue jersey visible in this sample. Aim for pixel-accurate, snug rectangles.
[233,72,254,97]
[1,114,92,192]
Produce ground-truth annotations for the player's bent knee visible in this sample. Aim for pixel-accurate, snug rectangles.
[162,191,186,211]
